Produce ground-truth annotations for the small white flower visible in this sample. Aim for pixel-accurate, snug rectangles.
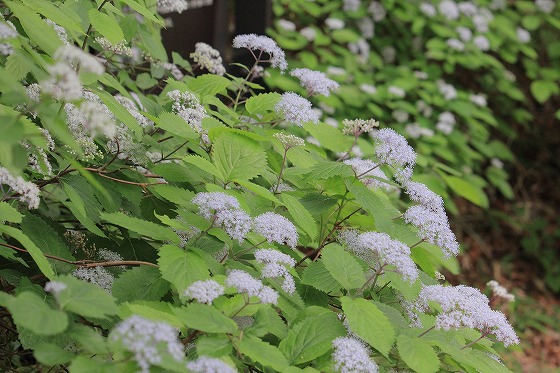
[517,27,531,43]
[225,269,279,304]
[232,34,288,71]
[184,280,225,304]
[388,85,405,98]
[470,93,487,107]
[487,280,515,302]
[359,83,377,95]
[473,35,490,51]
[190,42,226,75]
[456,26,473,42]
[0,167,41,209]
[447,38,465,51]
[300,27,316,41]
[157,0,188,14]
[274,92,319,127]
[290,68,340,96]
[372,128,416,173]
[420,3,437,17]
[253,212,298,248]
[277,19,296,32]
[325,18,345,30]
[439,0,460,20]
[73,266,114,293]
[332,336,379,373]
[536,0,555,13]
[186,356,237,373]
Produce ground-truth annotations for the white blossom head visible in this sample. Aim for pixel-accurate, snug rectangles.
[115,94,154,129]
[447,38,465,51]
[358,232,419,283]
[516,27,531,43]
[470,93,487,107]
[232,34,288,71]
[111,315,185,373]
[420,3,437,17]
[253,212,298,248]
[255,248,296,294]
[388,86,405,98]
[473,35,490,51]
[403,205,459,258]
[487,280,515,302]
[438,0,460,20]
[192,192,241,220]
[54,44,104,74]
[341,118,379,136]
[300,27,316,41]
[214,208,252,243]
[403,181,444,213]
[325,18,345,30]
[157,0,188,14]
[95,37,133,57]
[274,92,319,127]
[273,133,305,149]
[184,279,225,305]
[536,0,555,13]
[344,158,392,191]
[186,356,237,373]
[332,336,379,373]
[168,90,207,134]
[290,68,340,97]
[225,269,279,304]
[372,128,416,175]
[437,80,457,101]
[44,281,67,300]
[190,42,226,76]
[41,63,83,101]
[73,266,114,293]
[277,19,296,32]
[0,167,41,209]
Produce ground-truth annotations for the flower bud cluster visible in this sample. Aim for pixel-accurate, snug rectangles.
[190,42,226,75]
[184,279,225,305]
[341,119,379,136]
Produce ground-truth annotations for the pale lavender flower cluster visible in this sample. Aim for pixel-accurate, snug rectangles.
[343,158,392,191]
[346,231,419,283]
[436,111,456,135]
[0,20,17,56]
[190,42,226,75]
[487,280,515,302]
[415,285,519,346]
[536,0,555,13]
[232,34,288,71]
[95,37,133,57]
[0,167,41,209]
[290,68,340,96]
[225,269,278,304]
[44,281,67,300]
[184,279,225,304]
[439,0,460,20]
[371,128,416,183]
[254,248,296,294]
[405,123,434,139]
[115,94,154,129]
[437,80,457,101]
[403,205,459,258]
[403,181,444,213]
[253,212,298,248]
[186,356,237,373]
[168,90,207,136]
[274,92,319,127]
[331,336,379,373]
[45,20,69,44]
[192,192,251,243]
[111,315,185,373]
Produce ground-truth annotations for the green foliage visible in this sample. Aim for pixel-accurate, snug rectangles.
[0,0,521,371]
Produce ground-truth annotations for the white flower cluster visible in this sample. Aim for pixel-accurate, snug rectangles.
[184,279,225,304]
[73,266,114,293]
[359,83,377,95]
[325,18,345,30]
[388,85,405,98]
[343,158,392,191]
[157,0,188,14]
[192,192,251,243]
[437,80,457,101]
[190,42,226,75]
[95,37,133,57]
[277,19,296,32]
[300,27,316,41]
[331,336,379,373]
[186,356,237,373]
[0,20,17,56]
[487,280,515,302]
[44,281,67,300]
[232,34,288,71]
[225,269,278,304]
[111,315,185,373]
[254,248,296,294]
[253,212,298,248]
[159,62,184,80]
[343,0,361,12]
[55,44,105,74]
[45,20,69,44]
[350,39,371,64]
[439,0,460,20]
[168,90,207,136]
[371,128,416,182]
[405,123,434,139]
[343,230,419,283]
[115,94,154,129]
[403,205,459,258]
[403,181,444,213]
[290,68,340,97]
[0,167,41,209]
[473,35,490,51]
[470,93,487,107]
[436,111,456,135]
[536,0,555,13]
[415,285,519,346]
[273,132,305,149]
[274,92,319,127]
[517,27,531,43]
[341,119,379,136]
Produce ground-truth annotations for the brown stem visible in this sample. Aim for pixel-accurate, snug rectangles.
[418,325,435,338]
[273,148,288,194]
[336,134,359,161]
[461,330,491,350]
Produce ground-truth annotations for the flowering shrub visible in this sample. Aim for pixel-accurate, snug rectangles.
[269,0,560,212]
[0,1,519,372]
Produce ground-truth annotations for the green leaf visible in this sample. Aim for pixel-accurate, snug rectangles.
[99,212,179,244]
[304,122,352,152]
[321,244,365,290]
[57,275,118,319]
[120,0,163,25]
[121,301,182,328]
[196,335,232,357]
[212,133,267,182]
[88,9,125,44]
[184,154,224,180]
[187,74,231,97]
[62,181,105,237]
[245,92,281,114]
[155,112,199,139]
[341,296,395,357]
[22,0,83,33]
[530,80,554,103]
[301,261,341,293]
[6,1,63,56]
[248,307,288,339]
[157,245,208,291]
[281,193,318,239]
[5,51,33,80]
[33,343,74,366]
[6,292,68,335]
[112,266,169,302]
[397,334,440,373]
[174,303,238,333]
[442,175,489,208]
[279,312,346,364]
[0,225,55,279]
[233,179,282,205]
[0,202,22,223]
[304,161,355,181]
[239,336,290,371]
